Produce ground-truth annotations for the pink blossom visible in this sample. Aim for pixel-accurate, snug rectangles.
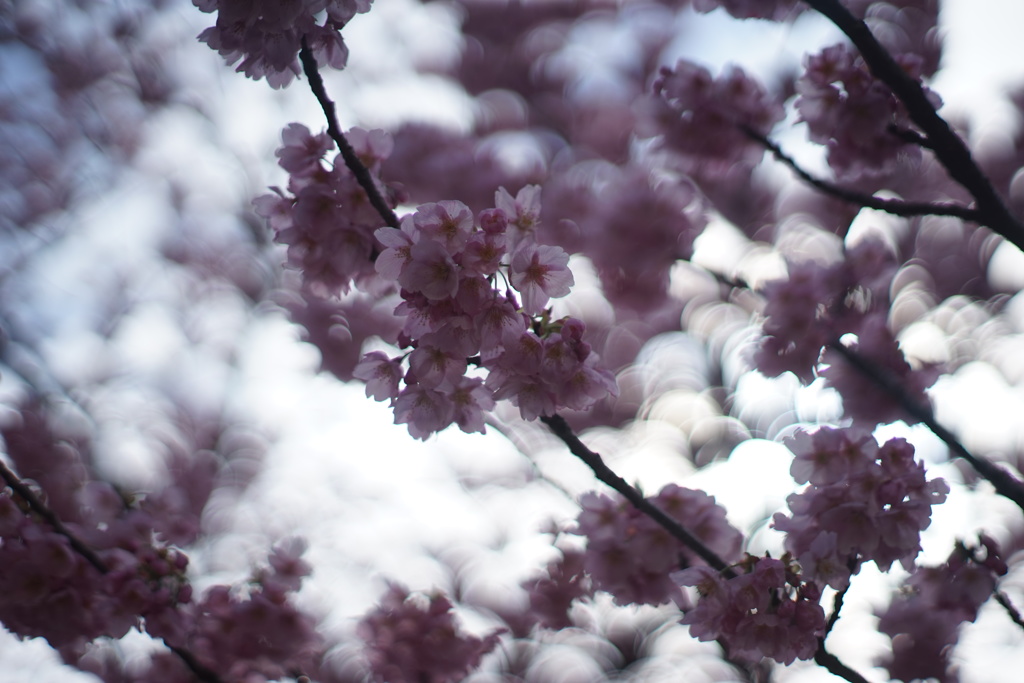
[495,185,542,247]
[574,485,742,607]
[447,376,496,434]
[408,345,467,391]
[521,549,592,630]
[195,0,374,88]
[393,385,455,439]
[275,123,332,176]
[773,428,948,589]
[678,555,825,665]
[399,239,461,300]
[353,351,404,401]
[374,217,418,280]
[358,583,504,683]
[876,538,1006,682]
[413,200,474,252]
[510,243,574,314]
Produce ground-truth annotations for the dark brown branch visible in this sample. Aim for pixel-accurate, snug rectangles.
[298,39,401,231]
[824,585,850,636]
[0,459,225,683]
[0,459,109,574]
[887,124,934,150]
[540,413,735,576]
[995,590,1024,632]
[814,642,872,683]
[828,341,1024,514]
[802,0,1024,252]
[541,413,870,683]
[742,125,981,222]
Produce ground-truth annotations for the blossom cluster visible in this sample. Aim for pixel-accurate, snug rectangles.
[0,476,324,680]
[654,59,786,170]
[773,427,949,590]
[573,485,743,607]
[520,548,592,631]
[876,536,1007,682]
[155,539,322,681]
[354,186,617,437]
[678,554,826,665]
[257,124,616,438]
[194,0,373,87]
[255,123,396,295]
[358,582,504,683]
[756,239,936,425]
[796,43,938,177]
[0,487,190,655]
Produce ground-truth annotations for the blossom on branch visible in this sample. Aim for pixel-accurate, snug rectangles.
[573,485,743,607]
[194,0,374,88]
[358,582,504,683]
[678,554,825,665]
[772,427,949,589]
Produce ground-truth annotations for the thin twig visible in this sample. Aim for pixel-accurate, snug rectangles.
[0,459,109,574]
[828,341,1024,514]
[298,39,401,231]
[802,0,1024,252]
[995,591,1024,632]
[742,125,981,222]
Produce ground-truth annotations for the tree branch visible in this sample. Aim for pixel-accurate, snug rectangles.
[801,0,1024,252]
[742,125,981,222]
[995,590,1024,632]
[298,39,401,231]
[0,459,109,574]
[540,413,736,576]
[540,414,870,683]
[814,642,872,683]
[0,459,225,683]
[828,341,1024,514]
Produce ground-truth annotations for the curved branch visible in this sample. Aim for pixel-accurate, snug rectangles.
[541,413,871,683]
[802,0,1024,251]
[540,413,735,576]
[828,341,1024,514]
[742,125,982,222]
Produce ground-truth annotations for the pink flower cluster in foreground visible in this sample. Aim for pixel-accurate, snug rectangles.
[356,187,617,437]
[358,582,504,683]
[678,554,826,665]
[259,124,616,437]
[574,485,743,607]
[193,0,373,87]
[773,427,949,590]
[876,536,1007,682]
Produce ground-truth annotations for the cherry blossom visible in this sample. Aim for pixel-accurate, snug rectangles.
[773,427,949,589]
[509,243,574,315]
[358,582,504,683]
